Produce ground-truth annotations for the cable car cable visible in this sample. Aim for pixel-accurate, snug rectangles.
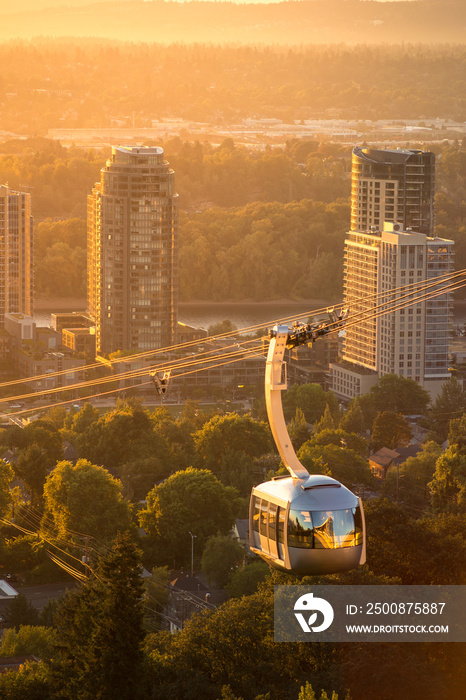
[0,267,463,394]
[2,272,465,419]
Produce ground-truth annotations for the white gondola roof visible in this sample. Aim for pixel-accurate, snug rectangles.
[253,474,359,511]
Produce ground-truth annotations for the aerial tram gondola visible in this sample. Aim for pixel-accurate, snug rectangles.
[249,311,366,575]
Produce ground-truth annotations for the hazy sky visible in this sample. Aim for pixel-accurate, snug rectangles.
[167,0,415,3]
[0,0,418,7]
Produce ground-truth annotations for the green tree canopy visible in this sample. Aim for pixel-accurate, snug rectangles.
[119,456,169,502]
[313,404,336,433]
[429,446,466,514]
[283,383,338,424]
[371,411,413,452]
[227,561,270,599]
[50,533,146,700]
[427,378,466,442]
[0,459,14,518]
[208,319,238,337]
[151,407,196,469]
[139,468,241,566]
[22,420,64,466]
[0,625,56,662]
[339,397,364,434]
[298,443,374,487]
[194,413,272,473]
[218,448,260,497]
[0,535,46,577]
[15,444,50,506]
[201,534,245,589]
[307,428,368,457]
[144,589,305,700]
[67,401,100,434]
[367,374,430,416]
[364,498,466,585]
[42,459,132,543]
[3,593,39,630]
[43,405,68,430]
[298,683,339,700]
[383,440,442,508]
[65,402,171,470]
[287,407,311,451]
[447,413,466,450]
[0,661,51,700]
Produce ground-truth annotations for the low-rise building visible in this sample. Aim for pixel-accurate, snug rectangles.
[62,328,96,357]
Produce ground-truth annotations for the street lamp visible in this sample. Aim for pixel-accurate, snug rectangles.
[188,531,197,576]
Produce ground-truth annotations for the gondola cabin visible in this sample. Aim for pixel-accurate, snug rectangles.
[249,474,365,575]
[249,320,366,575]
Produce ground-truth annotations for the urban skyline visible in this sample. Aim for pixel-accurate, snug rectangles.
[0,25,465,698]
[331,146,454,401]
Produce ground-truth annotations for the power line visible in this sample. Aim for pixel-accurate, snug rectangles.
[1,266,462,398]
[1,270,465,418]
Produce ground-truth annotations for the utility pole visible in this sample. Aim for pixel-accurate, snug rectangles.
[188,531,196,576]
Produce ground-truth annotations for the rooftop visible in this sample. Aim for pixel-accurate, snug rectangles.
[353,146,431,164]
[114,145,163,156]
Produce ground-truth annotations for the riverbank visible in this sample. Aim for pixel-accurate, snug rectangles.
[33,297,335,333]
[34,297,334,311]
[34,296,466,335]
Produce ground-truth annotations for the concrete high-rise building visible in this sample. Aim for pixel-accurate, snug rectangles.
[0,185,33,329]
[87,146,178,355]
[331,148,454,401]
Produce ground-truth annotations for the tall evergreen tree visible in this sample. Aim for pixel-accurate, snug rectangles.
[427,377,466,442]
[50,533,146,699]
[287,407,310,451]
[314,404,335,434]
[3,593,39,630]
[339,398,364,434]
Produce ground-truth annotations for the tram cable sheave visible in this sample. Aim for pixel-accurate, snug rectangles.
[249,309,366,575]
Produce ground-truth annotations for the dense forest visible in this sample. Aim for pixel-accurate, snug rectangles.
[1,0,466,45]
[7,136,464,302]
[0,42,465,133]
[1,375,466,698]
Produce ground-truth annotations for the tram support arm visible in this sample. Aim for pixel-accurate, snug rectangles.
[265,326,310,480]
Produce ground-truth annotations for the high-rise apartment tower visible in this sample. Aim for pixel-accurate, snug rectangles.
[0,185,33,329]
[351,146,435,235]
[331,147,453,401]
[87,146,178,355]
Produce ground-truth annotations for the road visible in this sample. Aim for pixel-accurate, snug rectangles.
[17,581,79,611]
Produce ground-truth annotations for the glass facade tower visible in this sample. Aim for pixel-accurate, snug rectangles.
[0,185,33,329]
[87,146,178,355]
[351,146,435,235]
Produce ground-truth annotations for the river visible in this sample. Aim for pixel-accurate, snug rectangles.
[33,299,336,333]
[33,298,466,334]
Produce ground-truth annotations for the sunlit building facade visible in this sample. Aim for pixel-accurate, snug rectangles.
[331,148,454,401]
[0,185,33,330]
[87,146,178,355]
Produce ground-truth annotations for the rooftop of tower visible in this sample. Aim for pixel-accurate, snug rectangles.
[107,145,167,168]
[352,146,431,164]
[114,145,164,156]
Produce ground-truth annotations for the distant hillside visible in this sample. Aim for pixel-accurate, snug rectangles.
[0,0,465,44]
